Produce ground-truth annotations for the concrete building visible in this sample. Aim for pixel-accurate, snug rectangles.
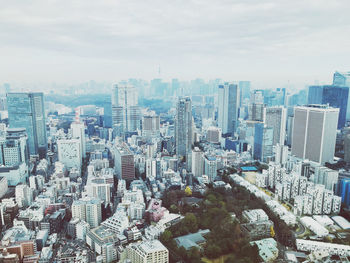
[296,239,350,256]
[71,122,86,158]
[126,240,169,263]
[57,138,82,170]
[206,126,221,144]
[204,155,217,182]
[114,143,135,181]
[72,198,102,228]
[86,225,119,263]
[191,147,204,177]
[264,106,287,146]
[291,105,339,164]
[142,113,160,139]
[111,85,141,132]
[175,97,193,163]
[218,83,240,136]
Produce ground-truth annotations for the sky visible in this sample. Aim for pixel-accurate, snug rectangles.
[0,0,350,89]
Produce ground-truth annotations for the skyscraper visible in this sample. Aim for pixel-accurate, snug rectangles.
[265,106,287,146]
[308,85,349,128]
[333,71,350,120]
[114,143,135,181]
[175,97,193,162]
[111,85,141,132]
[7,93,47,158]
[291,105,339,164]
[217,83,240,136]
[253,123,273,162]
[239,81,251,106]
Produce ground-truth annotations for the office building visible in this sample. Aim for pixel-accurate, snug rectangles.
[239,81,251,106]
[114,143,135,181]
[206,126,221,144]
[111,85,141,132]
[308,85,349,128]
[175,97,193,161]
[191,147,204,177]
[57,138,82,170]
[7,92,47,157]
[72,198,102,228]
[142,113,160,138]
[0,128,29,185]
[86,225,119,263]
[333,71,350,120]
[254,123,273,162]
[204,155,217,182]
[218,83,239,136]
[71,121,86,158]
[291,105,339,164]
[265,106,287,145]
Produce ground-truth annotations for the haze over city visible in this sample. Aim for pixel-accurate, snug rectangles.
[1,0,350,88]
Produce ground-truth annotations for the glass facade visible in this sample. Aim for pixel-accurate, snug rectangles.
[7,93,47,157]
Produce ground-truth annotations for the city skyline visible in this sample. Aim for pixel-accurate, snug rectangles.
[0,0,350,87]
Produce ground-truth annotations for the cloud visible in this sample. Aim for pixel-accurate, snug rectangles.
[0,0,349,86]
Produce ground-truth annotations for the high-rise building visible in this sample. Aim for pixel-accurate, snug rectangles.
[239,81,251,106]
[308,85,349,128]
[191,147,204,177]
[248,103,265,122]
[7,92,47,158]
[111,85,141,132]
[57,138,82,170]
[175,97,193,161]
[265,106,287,145]
[204,154,217,182]
[15,184,33,208]
[0,128,29,186]
[114,143,135,181]
[206,126,221,144]
[291,105,339,164]
[142,112,160,138]
[333,71,350,120]
[253,123,273,162]
[72,198,102,228]
[218,83,240,136]
[71,122,86,158]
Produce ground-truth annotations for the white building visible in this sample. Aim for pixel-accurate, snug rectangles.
[191,147,204,177]
[72,198,102,228]
[57,138,82,170]
[218,83,239,135]
[296,239,350,256]
[0,176,8,198]
[204,155,217,182]
[265,106,287,146]
[291,105,339,164]
[126,240,169,263]
[71,122,86,158]
[15,184,33,208]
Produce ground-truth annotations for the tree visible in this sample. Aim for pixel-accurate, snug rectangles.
[225,255,236,263]
[183,213,198,233]
[205,244,221,259]
[270,226,275,238]
[185,186,192,196]
[160,230,173,244]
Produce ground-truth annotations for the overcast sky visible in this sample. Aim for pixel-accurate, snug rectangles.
[0,0,349,88]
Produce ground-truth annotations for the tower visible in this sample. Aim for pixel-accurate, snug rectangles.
[7,92,47,158]
[217,83,240,136]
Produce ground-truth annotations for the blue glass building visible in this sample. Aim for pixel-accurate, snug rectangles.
[308,85,349,128]
[7,93,47,158]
